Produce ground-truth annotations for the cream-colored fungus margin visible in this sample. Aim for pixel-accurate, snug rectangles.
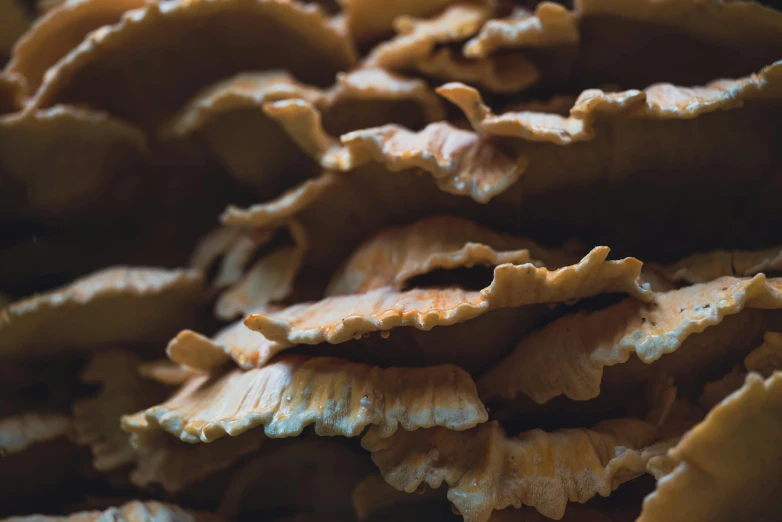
[245,247,649,348]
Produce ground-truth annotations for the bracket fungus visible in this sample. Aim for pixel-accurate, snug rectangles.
[3,0,782,520]
[0,267,207,358]
[30,0,356,128]
[122,355,488,443]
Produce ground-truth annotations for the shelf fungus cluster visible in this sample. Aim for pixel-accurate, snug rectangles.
[2,0,782,521]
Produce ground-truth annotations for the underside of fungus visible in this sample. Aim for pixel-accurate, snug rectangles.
[638,372,782,522]
[362,418,661,521]
[478,276,782,404]
[0,267,207,357]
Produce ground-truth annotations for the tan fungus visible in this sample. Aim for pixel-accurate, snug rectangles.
[218,164,519,307]
[261,98,355,172]
[744,331,782,377]
[30,0,356,128]
[163,70,322,140]
[36,0,65,14]
[214,222,307,320]
[189,226,248,288]
[224,116,529,234]
[260,68,449,172]
[341,0,458,46]
[437,81,637,144]
[340,121,526,203]
[220,173,340,229]
[191,227,274,291]
[73,350,167,472]
[319,68,445,132]
[429,67,782,232]
[438,61,782,145]
[0,266,206,358]
[576,0,782,51]
[162,71,328,191]
[245,246,649,349]
[192,247,654,373]
[366,3,540,93]
[129,428,265,494]
[217,438,372,519]
[0,0,32,59]
[166,306,281,371]
[2,1,781,519]
[417,48,540,94]
[570,0,782,92]
[207,92,766,286]
[212,242,304,320]
[325,215,555,296]
[122,355,488,443]
[170,68,444,190]
[656,245,782,285]
[138,359,205,387]
[0,411,72,456]
[6,0,149,94]
[362,418,658,521]
[2,500,224,522]
[698,330,782,408]
[0,72,24,114]
[365,3,491,71]
[479,275,782,405]
[698,366,747,411]
[638,372,782,522]
[643,373,677,429]
[503,94,578,116]
[0,105,147,219]
[463,2,578,59]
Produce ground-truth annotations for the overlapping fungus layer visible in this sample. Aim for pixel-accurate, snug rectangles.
[1,0,781,521]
